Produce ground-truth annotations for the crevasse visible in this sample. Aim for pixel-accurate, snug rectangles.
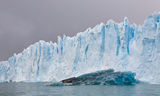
[0,12,160,83]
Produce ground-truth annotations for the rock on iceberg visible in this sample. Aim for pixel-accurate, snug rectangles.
[0,12,160,83]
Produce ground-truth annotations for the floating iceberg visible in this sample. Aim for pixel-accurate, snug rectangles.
[50,69,138,86]
[0,12,160,83]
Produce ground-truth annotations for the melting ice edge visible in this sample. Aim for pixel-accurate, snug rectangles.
[0,12,160,84]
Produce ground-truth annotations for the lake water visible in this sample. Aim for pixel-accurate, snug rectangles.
[0,83,160,96]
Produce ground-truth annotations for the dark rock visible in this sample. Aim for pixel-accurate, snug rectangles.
[61,77,76,83]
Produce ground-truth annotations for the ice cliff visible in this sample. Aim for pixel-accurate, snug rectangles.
[0,12,160,83]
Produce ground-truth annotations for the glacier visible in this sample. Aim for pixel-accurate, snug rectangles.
[0,12,160,83]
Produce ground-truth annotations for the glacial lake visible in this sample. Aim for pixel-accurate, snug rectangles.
[0,83,160,96]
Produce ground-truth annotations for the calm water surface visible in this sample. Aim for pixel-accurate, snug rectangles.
[0,83,160,96]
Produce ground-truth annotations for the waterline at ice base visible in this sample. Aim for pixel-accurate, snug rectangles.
[0,12,160,84]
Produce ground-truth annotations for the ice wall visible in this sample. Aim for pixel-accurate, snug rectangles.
[0,13,160,83]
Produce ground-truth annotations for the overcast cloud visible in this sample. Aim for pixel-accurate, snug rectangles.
[0,0,160,61]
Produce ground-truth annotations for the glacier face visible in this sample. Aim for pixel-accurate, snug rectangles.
[0,13,160,83]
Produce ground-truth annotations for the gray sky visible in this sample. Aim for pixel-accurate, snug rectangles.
[0,0,160,61]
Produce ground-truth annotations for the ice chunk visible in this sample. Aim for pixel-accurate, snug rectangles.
[51,69,138,86]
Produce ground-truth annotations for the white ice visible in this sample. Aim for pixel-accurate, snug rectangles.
[0,12,160,83]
